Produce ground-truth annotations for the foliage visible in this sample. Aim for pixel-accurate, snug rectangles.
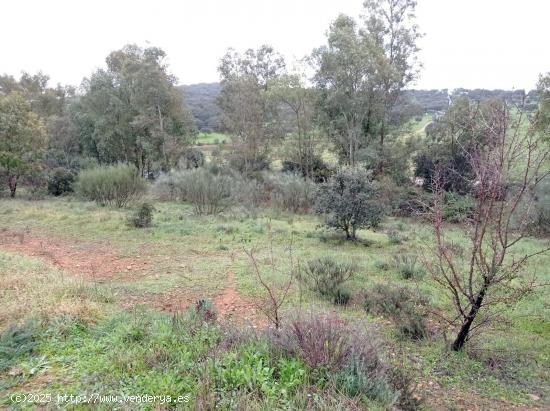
[442,192,475,223]
[228,151,270,174]
[218,45,285,172]
[72,45,196,173]
[428,100,550,351]
[266,173,316,213]
[0,93,47,197]
[392,254,426,280]
[127,202,155,228]
[178,147,205,169]
[77,164,145,207]
[313,0,421,165]
[315,167,383,240]
[153,168,232,215]
[47,167,75,196]
[281,155,332,183]
[364,284,428,340]
[300,256,357,301]
[0,321,39,372]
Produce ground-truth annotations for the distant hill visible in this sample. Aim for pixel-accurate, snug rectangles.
[178,83,223,132]
[180,82,539,132]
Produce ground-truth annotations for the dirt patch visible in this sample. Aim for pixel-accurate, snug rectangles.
[213,271,258,323]
[0,228,149,281]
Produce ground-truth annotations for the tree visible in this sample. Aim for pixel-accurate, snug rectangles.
[415,98,502,193]
[313,14,381,166]
[217,45,285,172]
[313,1,421,166]
[427,100,550,351]
[269,71,320,179]
[0,93,47,197]
[74,45,196,174]
[363,0,422,146]
[315,168,382,240]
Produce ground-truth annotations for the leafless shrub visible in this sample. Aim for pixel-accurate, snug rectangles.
[427,101,550,350]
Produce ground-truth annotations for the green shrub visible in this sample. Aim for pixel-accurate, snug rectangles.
[392,254,425,279]
[443,192,475,223]
[152,168,232,214]
[281,156,332,183]
[178,148,205,169]
[333,287,351,306]
[47,168,75,196]
[396,307,428,341]
[364,284,428,341]
[301,256,357,301]
[77,164,145,207]
[272,313,397,407]
[387,229,404,245]
[364,284,414,316]
[267,173,316,213]
[315,168,383,240]
[127,202,155,228]
[0,321,40,372]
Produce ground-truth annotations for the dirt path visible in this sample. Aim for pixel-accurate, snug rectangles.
[213,271,257,322]
[0,228,149,281]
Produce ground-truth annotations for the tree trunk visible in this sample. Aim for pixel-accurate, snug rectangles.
[8,175,17,198]
[451,287,487,351]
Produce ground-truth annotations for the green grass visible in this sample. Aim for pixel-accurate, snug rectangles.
[0,197,549,409]
[193,132,231,145]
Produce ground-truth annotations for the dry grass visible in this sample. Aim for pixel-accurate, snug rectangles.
[0,251,113,329]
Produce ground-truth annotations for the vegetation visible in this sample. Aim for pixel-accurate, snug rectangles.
[1,0,549,409]
[315,168,383,240]
[77,164,145,207]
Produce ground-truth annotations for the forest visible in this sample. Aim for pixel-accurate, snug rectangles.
[1,0,549,410]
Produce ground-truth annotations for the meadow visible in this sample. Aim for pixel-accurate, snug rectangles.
[0,196,548,410]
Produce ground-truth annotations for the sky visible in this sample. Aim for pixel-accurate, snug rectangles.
[1,0,549,90]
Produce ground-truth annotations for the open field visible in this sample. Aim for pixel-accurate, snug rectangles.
[0,197,549,409]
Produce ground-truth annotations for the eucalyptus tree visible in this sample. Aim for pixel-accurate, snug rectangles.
[363,0,422,146]
[217,45,285,172]
[74,45,196,174]
[313,0,421,166]
[269,71,319,179]
[0,93,47,197]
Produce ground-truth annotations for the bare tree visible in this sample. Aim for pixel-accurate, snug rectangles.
[244,230,297,330]
[427,101,550,351]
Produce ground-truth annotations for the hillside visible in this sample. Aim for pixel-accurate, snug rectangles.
[181,83,539,132]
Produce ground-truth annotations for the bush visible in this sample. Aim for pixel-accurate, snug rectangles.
[387,229,404,245]
[364,284,415,316]
[332,287,351,306]
[443,192,475,223]
[301,256,357,301]
[392,254,426,279]
[281,156,332,183]
[229,152,270,174]
[267,173,316,213]
[127,202,155,228]
[396,307,428,341]
[272,313,397,406]
[315,168,383,240]
[47,168,75,196]
[178,148,205,169]
[364,284,428,340]
[77,164,145,207]
[152,168,232,215]
[394,187,432,218]
[0,321,40,372]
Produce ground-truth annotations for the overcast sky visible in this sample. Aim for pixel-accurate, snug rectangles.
[1,0,549,90]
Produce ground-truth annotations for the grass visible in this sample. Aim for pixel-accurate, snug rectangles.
[0,196,549,409]
[193,132,231,145]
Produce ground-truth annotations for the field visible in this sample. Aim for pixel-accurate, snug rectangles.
[193,132,232,146]
[1,197,549,409]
